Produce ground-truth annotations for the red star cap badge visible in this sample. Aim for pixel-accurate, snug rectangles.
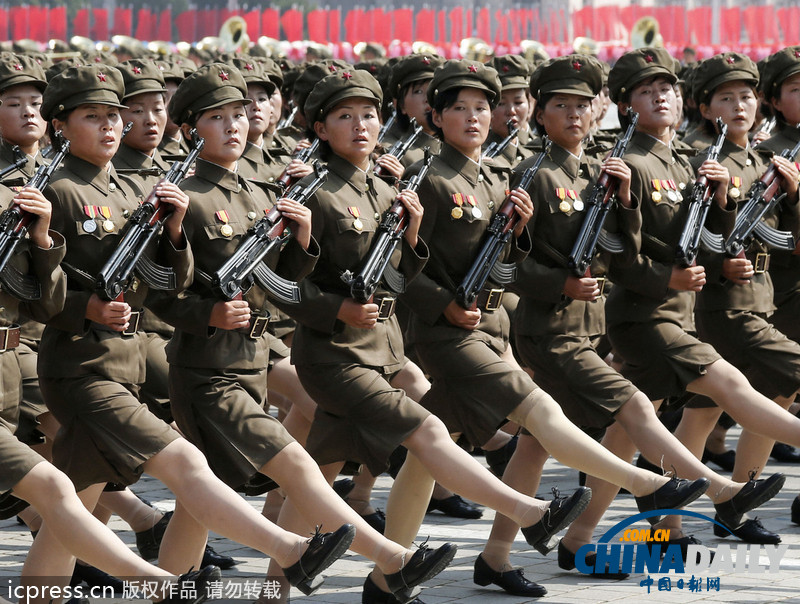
[422,57,431,65]
[795,50,800,58]
[572,60,582,71]
[328,64,337,72]
[727,56,736,64]
[644,54,654,63]
[342,71,353,80]
[94,57,102,63]
[245,63,254,71]
[133,66,142,74]
[219,70,230,81]
[502,65,509,72]
[97,72,107,82]
[13,63,22,71]
[468,64,478,73]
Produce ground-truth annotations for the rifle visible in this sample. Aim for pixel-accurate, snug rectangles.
[0,146,28,180]
[210,161,329,303]
[483,120,520,160]
[276,138,320,190]
[707,136,800,259]
[378,108,397,143]
[342,148,433,303]
[374,119,424,178]
[752,116,777,148]
[0,133,70,300]
[566,110,639,277]
[277,101,297,130]
[675,117,728,267]
[94,129,205,302]
[456,139,552,309]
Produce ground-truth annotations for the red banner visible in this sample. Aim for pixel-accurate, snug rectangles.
[328,9,340,44]
[175,11,195,42]
[688,6,712,45]
[778,7,800,46]
[134,8,154,41]
[466,9,474,41]
[743,5,779,45]
[29,6,47,42]
[157,9,171,42]
[307,9,327,42]
[719,7,741,46]
[416,9,434,43]
[281,9,303,42]
[449,8,463,45]
[10,6,28,40]
[92,8,109,41]
[373,8,391,46]
[49,5,67,41]
[74,8,90,38]
[262,8,279,40]
[112,7,132,37]
[494,10,508,44]
[243,9,261,40]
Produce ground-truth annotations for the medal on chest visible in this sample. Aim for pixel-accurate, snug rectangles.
[451,193,464,219]
[82,205,97,233]
[730,176,742,199]
[98,206,114,232]
[348,206,363,231]
[556,188,582,212]
[215,210,233,237]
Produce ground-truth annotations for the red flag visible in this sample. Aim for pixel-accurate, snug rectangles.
[416,9,435,43]
[466,8,473,40]
[262,9,280,40]
[175,11,195,42]
[476,7,490,42]
[392,9,412,44]
[49,6,67,41]
[157,8,171,41]
[281,9,303,42]
[494,11,508,44]
[0,7,7,41]
[328,9,340,44]
[112,7,132,36]
[29,6,46,42]
[344,8,363,45]
[92,8,108,41]
[243,9,260,39]
[376,9,391,46]
[719,7,740,46]
[450,8,463,45]
[688,7,712,45]
[74,8,90,38]
[572,7,588,38]
[436,10,445,44]
[135,8,153,41]
[778,7,800,45]
[10,6,28,40]
[308,9,327,42]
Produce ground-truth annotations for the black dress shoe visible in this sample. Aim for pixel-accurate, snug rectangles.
[361,508,386,534]
[646,535,711,564]
[714,473,785,526]
[521,487,592,555]
[164,565,222,604]
[557,541,629,579]
[771,443,800,463]
[634,477,710,525]
[70,563,124,593]
[791,495,800,525]
[473,554,547,596]
[136,511,173,561]
[201,544,237,570]
[713,514,780,544]
[484,435,518,477]
[361,574,421,604]
[282,524,356,595]
[332,478,356,499]
[702,448,736,472]
[427,495,483,519]
[384,541,457,595]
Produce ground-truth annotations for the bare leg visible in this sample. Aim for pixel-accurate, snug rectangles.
[731,394,795,482]
[97,487,165,532]
[674,406,724,459]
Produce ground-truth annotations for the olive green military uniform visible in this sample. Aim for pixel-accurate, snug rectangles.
[0,186,66,494]
[689,53,800,400]
[605,49,721,401]
[37,65,192,491]
[149,64,319,489]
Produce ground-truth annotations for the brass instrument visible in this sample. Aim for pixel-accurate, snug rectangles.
[520,40,549,64]
[631,16,664,49]
[459,37,493,63]
[411,41,437,55]
[572,37,599,56]
[219,16,250,53]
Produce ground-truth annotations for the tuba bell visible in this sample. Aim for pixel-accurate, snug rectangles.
[631,16,664,49]
[219,16,250,53]
[411,41,437,55]
[520,40,549,64]
[459,38,493,63]
[572,37,599,56]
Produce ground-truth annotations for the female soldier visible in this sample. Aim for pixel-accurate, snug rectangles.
[602,48,800,551]
[149,63,457,602]
[670,52,800,543]
[37,63,355,594]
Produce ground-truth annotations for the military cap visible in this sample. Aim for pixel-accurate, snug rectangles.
[389,53,443,99]
[258,58,284,88]
[530,54,602,99]
[154,60,186,84]
[761,47,800,101]
[225,57,276,94]
[305,69,383,124]
[42,64,126,120]
[168,62,250,125]
[45,57,85,82]
[0,54,47,94]
[293,60,351,115]
[427,59,502,107]
[491,54,533,91]
[354,58,387,77]
[117,59,167,100]
[693,52,758,104]
[82,50,119,66]
[607,48,677,103]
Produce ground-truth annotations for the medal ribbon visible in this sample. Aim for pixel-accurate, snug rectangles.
[731,176,741,188]
[215,210,230,224]
[651,180,662,193]
[451,193,464,207]
[347,206,361,219]
[83,205,97,219]
[99,206,112,219]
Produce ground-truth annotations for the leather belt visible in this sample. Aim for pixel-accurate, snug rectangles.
[239,311,270,339]
[0,325,20,352]
[476,287,505,312]
[751,252,770,274]
[596,277,607,296]
[374,296,396,321]
[91,310,143,337]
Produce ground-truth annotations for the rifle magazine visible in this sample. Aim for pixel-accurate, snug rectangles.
[753,221,796,251]
[252,262,301,303]
[699,228,726,254]
[489,261,517,285]
[0,264,40,300]
[382,264,406,294]
[597,229,625,254]
[135,255,177,291]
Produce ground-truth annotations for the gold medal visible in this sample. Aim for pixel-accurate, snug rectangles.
[573,200,585,212]
[353,218,364,231]
[651,191,662,202]
[220,224,234,237]
[83,219,97,233]
[451,206,463,219]
[559,200,571,213]
[729,187,740,199]
[102,219,115,232]
[471,207,482,219]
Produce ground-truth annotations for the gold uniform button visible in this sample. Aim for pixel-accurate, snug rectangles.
[746,158,752,166]
[478,174,484,182]
[268,177,274,182]
[578,169,583,176]
[237,184,242,193]
[487,201,495,209]
[108,182,117,192]
[374,212,380,220]
[247,211,257,220]
[122,209,130,218]
[679,182,686,190]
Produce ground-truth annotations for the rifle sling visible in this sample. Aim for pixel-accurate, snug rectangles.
[532,238,570,269]
[641,232,676,264]
[61,261,96,290]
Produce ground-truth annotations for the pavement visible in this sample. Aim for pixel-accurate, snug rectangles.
[2,425,800,603]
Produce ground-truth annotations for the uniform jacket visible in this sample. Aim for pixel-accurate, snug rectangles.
[112,143,171,192]
[238,141,289,185]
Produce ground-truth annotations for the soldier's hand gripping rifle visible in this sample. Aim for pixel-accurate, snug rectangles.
[341,148,433,303]
[675,117,728,267]
[483,120,520,160]
[0,133,70,300]
[94,129,204,302]
[706,135,800,259]
[456,139,552,309]
[567,110,639,277]
[374,119,424,178]
[211,162,328,304]
[276,138,320,190]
